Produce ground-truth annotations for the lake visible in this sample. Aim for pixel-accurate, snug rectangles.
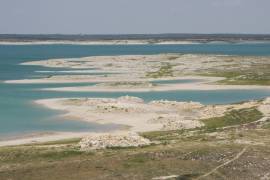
[1,43,270,137]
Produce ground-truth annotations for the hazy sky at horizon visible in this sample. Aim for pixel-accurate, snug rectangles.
[1,0,270,34]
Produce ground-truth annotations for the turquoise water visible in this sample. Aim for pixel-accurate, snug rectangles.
[1,43,270,137]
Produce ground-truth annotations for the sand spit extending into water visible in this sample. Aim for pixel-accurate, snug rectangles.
[1,96,266,148]
[34,96,270,132]
[43,80,270,92]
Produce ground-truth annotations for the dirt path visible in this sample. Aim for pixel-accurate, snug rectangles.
[196,146,249,179]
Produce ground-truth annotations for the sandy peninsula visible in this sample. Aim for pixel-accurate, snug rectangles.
[2,94,269,147]
[42,79,270,92]
[35,96,270,133]
[6,54,270,90]
[2,95,269,147]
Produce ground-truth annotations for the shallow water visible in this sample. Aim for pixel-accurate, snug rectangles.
[1,43,270,137]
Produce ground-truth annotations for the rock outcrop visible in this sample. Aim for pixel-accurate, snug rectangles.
[79,133,151,150]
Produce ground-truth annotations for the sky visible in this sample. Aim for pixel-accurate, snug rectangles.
[0,0,270,34]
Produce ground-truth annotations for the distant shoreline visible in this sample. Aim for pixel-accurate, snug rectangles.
[1,33,270,45]
[0,40,199,45]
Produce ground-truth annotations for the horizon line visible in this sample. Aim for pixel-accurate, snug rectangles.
[1,33,270,36]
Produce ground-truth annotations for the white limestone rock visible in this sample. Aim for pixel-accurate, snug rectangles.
[79,133,151,150]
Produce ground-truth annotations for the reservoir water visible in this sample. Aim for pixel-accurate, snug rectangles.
[1,43,270,137]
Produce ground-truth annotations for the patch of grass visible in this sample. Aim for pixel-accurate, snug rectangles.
[200,71,242,79]
[141,130,185,141]
[107,145,149,150]
[167,56,179,60]
[39,149,83,160]
[32,138,81,146]
[200,64,270,85]
[104,81,155,87]
[219,79,270,86]
[0,145,85,163]
[127,154,148,164]
[1,136,269,179]
[201,108,263,132]
[176,173,201,180]
[105,63,113,67]
[262,120,270,129]
[146,63,174,78]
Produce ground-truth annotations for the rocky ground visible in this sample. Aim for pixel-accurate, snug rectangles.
[79,133,152,151]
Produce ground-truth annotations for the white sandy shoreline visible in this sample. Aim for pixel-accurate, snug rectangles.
[6,75,269,91]
[4,75,212,84]
[0,130,127,147]
[0,132,87,147]
[42,82,270,92]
